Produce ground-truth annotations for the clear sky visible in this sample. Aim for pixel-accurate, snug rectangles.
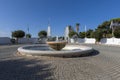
[0,0,120,37]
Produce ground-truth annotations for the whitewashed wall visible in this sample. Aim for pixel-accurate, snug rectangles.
[0,37,11,44]
[77,38,85,43]
[76,38,120,45]
[18,38,39,44]
[101,38,120,45]
[1,37,120,45]
[76,38,95,44]
[84,38,95,44]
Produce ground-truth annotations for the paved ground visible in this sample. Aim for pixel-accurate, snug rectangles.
[0,44,120,80]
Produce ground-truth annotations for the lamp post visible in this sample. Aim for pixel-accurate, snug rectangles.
[85,25,87,38]
[110,21,114,37]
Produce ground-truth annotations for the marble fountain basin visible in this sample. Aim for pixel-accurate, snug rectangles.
[17,44,93,57]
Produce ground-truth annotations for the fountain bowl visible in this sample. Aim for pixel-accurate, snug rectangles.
[46,41,67,51]
[17,44,93,58]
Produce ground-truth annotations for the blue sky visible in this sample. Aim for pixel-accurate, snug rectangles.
[0,0,120,37]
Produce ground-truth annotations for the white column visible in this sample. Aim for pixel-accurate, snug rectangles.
[64,26,69,40]
[47,26,51,37]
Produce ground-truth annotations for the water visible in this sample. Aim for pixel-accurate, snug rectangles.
[23,46,53,51]
[23,45,81,51]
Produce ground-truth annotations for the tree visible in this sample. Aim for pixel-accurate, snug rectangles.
[68,25,74,32]
[26,34,31,38]
[90,31,95,38]
[69,31,78,38]
[86,29,94,38]
[38,30,47,38]
[111,18,120,23]
[79,32,85,38]
[94,29,103,42]
[97,18,120,38]
[98,21,110,29]
[12,30,25,43]
[76,23,80,34]
[114,28,120,38]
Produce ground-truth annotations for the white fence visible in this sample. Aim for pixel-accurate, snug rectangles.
[0,37,46,44]
[84,38,95,44]
[18,38,39,44]
[76,38,95,44]
[16,38,120,45]
[1,37,120,45]
[71,38,120,45]
[101,38,120,45]
[0,37,11,44]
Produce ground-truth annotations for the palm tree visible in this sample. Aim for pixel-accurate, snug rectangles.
[68,25,73,32]
[76,23,80,34]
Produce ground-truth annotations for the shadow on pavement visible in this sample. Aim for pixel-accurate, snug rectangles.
[79,49,100,57]
[0,58,54,80]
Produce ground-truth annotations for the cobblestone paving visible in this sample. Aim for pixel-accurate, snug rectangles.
[0,44,120,80]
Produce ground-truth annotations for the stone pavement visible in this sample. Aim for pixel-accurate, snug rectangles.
[0,44,120,80]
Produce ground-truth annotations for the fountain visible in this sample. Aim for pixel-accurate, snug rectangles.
[17,26,93,57]
[17,43,93,57]
[46,41,67,51]
[47,36,67,50]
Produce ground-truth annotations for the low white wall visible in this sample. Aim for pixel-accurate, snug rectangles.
[101,38,120,45]
[84,38,95,44]
[77,38,95,44]
[1,37,120,45]
[0,37,11,44]
[77,38,85,43]
[18,38,39,44]
[76,38,120,45]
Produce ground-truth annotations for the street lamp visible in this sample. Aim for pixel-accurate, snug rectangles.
[110,21,120,37]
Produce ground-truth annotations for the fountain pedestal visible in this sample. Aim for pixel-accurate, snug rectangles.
[46,41,67,51]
